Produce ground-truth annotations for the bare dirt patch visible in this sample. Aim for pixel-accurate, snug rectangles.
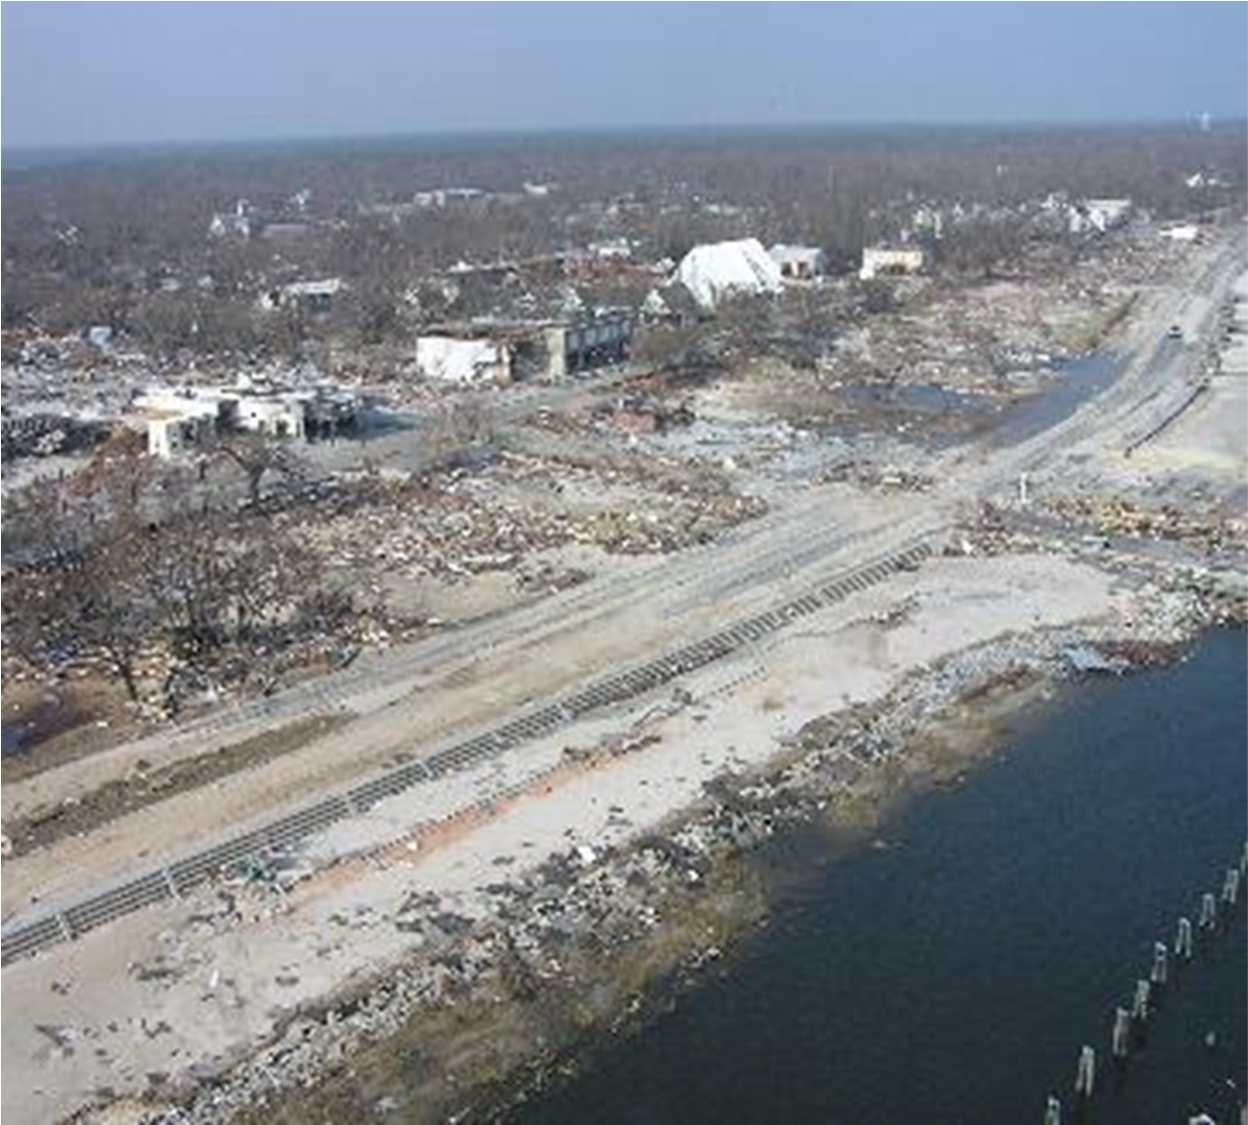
[1,674,142,782]
[4,712,352,857]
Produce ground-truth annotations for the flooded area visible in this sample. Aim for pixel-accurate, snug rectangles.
[828,350,1125,451]
[995,350,1124,445]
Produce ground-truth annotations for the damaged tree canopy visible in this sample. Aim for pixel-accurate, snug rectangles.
[2,443,356,710]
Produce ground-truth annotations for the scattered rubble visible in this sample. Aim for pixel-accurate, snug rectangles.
[115,583,1218,1125]
[821,460,935,492]
[1,413,113,462]
[1042,494,1248,554]
[285,452,767,586]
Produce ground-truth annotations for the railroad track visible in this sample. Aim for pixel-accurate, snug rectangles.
[1,536,936,966]
[10,241,1240,969]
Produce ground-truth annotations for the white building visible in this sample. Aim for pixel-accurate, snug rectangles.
[675,238,784,312]
[859,247,925,281]
[1069,198,1132,236]
[768,244,826,281]
[1158,223,1201,243]
[260,278,343,314]
[416,311,633,386]
[137,382,357,458]
[145,400,221,459]
[588,238,632,261]
[233,395,307,439]
[415,336,513,386]
[209,199,253,240]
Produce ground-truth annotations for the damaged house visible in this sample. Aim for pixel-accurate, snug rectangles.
[859,246,926,281]
[416,311,634,386]
[137,382,360,458]
[259,278,343,315]
[769,244,827,281]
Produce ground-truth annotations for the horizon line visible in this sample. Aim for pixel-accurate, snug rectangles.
[4,116,1242,160]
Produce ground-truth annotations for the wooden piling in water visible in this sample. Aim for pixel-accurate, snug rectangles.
[1075,1045,1096,1097]
[1111,1007,1132,1058]
[1150,941,1168,985]
[1054,853,1246,1108]
[1175,916,1194,960]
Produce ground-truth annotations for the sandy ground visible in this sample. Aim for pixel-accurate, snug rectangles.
[3,236,1242,1125]
[4,239,1235,897]
[1123,371,1248,486]
[1,552,1125,1125]
[1,488,931,917]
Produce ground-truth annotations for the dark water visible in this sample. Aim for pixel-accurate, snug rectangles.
[0,726,21,757]
[996,351,1123,445]
[831,351,1123,451]
[505,630,1247,1125]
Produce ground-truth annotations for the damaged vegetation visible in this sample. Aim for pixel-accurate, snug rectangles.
[4,118,1247,1125]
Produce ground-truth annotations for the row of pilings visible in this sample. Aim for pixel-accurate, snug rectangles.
[1044,842,1246,1124]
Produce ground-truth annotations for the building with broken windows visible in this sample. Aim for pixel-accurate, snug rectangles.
[136,382,361,458]
[416,311,634,387]
[769,244,827,281]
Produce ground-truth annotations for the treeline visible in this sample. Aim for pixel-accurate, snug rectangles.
[3,124,1244,351]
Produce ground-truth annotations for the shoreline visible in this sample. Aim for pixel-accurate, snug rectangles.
[104,567,1225,1125]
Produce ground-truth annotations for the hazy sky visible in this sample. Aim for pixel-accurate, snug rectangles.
[4,3,1246,149]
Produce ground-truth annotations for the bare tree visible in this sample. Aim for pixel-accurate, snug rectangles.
[2,443,347,709]
[2,480,155,702]
[212,433,306,506]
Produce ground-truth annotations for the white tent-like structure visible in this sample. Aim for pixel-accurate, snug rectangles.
[675,238,783,312]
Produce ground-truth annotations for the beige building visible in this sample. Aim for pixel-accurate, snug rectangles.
[859,247,926,281]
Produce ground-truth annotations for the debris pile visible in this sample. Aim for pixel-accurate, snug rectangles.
[1044,495,1248,553]
[821,460,934,492]
[1,413,113,461]
[287,456,766,582]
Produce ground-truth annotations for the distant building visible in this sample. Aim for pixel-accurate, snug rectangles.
[859,247,925,281]
[85,326,114,350]
[1158,223,1201,243]
[1069,198,1132,236]
[768,244,826,281]
[588,238,632,261]
[676,238,784,312]
[209,199,254,240]
[259,278,343,315]
[413,187,486,208]
[416,311,634,386]
[137,382,360,458]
